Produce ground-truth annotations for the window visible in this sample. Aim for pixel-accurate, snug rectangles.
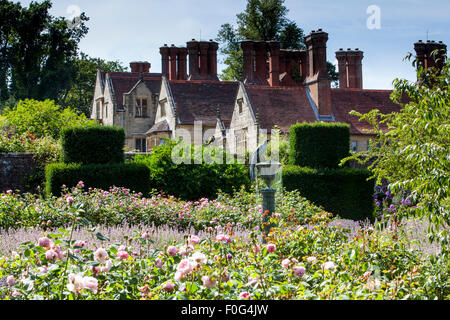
[160,101,167,117]
[351,141,358,152]
[96,102,101,119]
[237,99,243,114]
[135,138,147,152]
[135,98,148,118]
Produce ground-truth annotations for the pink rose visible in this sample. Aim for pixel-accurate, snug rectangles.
[282,259,291,269]
[293,266,306,278]
[239,292,251,300]
[6,276,15,287]
[266,244,276,253]
[155,258,163,269]
[177,259,193,275]
[167,246,178,257]
[66,196,74,204]
[117,249,129,260]
[174,271,184,281]
[45,249,57,262]
[38,237,52,250]
[163,282,175,292]
[94,248,108,263]
[307,256,317,263]
[189,235,200,245]
[201,275,216,289]
[82,276,98,294]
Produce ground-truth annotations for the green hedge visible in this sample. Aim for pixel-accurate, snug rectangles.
[45,163,151,196]
[289,122,350,169]
[283,165,375,221]
[60,125,125,165]
[133,141,251,201]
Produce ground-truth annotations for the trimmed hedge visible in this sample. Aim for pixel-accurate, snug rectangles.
[133,142,251,201]
[45,163,151,196]
[289,122,350,169]
[60,125,125,165]
[282,165,375,221]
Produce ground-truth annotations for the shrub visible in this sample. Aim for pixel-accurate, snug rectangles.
[283,165,375,221]
[45,163,150,196]
[2,99,94,139]
[289,122,350,169]
[133,141,251,201]
[60,125,125,165]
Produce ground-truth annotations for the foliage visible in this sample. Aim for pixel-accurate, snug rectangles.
[289,122,350,169]
[0,185,325,232]
[0,198,447,300]
[0,132,61,194]
[0,0,88,104]
[133,140,251,201]
[216,0,337,82]
[2,99,95,139]
[62,53,127,116]
[341,58,450,250]
[283,165,375,221]
[60,125,125,165]
[45,163,150,197]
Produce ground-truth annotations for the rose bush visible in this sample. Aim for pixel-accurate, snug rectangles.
[0,185,325,231]
[0,202,447,300]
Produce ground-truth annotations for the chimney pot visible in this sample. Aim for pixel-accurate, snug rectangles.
[339,48,343,50]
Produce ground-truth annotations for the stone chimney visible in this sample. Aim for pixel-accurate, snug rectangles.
[305,29,332,116]
[336,48,364,89]
[186,39,219,80]
[130,61,151,73]
[414,40,447,73]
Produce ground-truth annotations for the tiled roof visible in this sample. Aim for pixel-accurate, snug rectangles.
[169,81,239,126]
[108,72,162,107]
[146,119,171,135]
[331,89,402,135]
[245,85,317,133]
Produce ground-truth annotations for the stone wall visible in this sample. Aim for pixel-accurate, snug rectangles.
[0,153,37,193]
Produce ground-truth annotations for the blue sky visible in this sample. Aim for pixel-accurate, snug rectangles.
[18,0,450,89]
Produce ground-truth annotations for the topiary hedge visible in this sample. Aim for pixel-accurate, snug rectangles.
[45,163,151,196]
[60,125,125,165]
[289,122,350,169]
[133,141,251,201]
[283,165,375,221]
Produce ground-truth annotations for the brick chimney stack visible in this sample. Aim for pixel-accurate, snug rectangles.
[336,48,364,89]
[186,40,219,80]
[268,41,280,87]
[305,29,332,116]
[160,45,188,80]
[130,61,151,73]
[414,40,447,72]
[254,41,269,84]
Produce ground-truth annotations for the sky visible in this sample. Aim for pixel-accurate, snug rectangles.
[18,0,450,89]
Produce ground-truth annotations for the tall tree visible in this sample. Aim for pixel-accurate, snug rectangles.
[62,53,127,116]
[216,0,338,83]
[0,0,88,105]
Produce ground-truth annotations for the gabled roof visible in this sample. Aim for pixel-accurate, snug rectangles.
[168,80,239,126]
[331,89,401,135]
[146,119,171,135]
[244,85,317,133]
[106,72,162,107]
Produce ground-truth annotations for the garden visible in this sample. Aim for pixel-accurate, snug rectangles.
[0,61,449,301]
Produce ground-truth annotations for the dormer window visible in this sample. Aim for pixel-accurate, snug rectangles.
[135,98,148,118]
